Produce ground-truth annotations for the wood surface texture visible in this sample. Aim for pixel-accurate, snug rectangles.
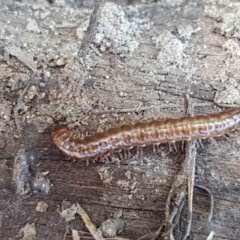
[0,0,240,239]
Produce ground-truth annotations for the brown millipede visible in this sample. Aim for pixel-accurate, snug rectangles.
[51,108,240,161]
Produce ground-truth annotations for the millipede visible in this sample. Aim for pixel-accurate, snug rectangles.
[51,107,240,161]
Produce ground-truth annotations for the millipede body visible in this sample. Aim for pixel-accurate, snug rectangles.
[51,108,240,161]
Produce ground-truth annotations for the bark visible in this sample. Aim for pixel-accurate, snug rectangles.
[0,0,240,239]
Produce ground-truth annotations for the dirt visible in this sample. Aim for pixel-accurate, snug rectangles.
[1,0,240,239]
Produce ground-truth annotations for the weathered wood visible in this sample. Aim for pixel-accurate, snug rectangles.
[1,0,240,239]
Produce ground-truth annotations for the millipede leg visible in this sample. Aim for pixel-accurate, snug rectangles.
[181,141,185,151]
[173,142,178,152]
[197,139,204,148]
[119,152,123,159]
[124,150,127,158]
[168,143,173,152]
[157,144,161,153]
[127,149,131,158]
[139,147,143,157]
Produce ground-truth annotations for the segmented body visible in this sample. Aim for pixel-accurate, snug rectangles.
[51,108,240,161]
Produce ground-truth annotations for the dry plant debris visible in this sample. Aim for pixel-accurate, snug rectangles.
[76,202,105,240]
[1,0,240,239]
[36,201,48,213]
[19,223,36,240]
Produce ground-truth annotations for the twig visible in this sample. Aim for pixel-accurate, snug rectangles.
[182,93,197,240]
[169,199,185,239]
[159,167,187,240]
[62,229,69,240]
[215,103,239,108]
[182,140,196,240]
[165,173,186,230]
[76,202,105,240]
[184,94,214,238]
[72,229,80,240]
[162,189,186,239]
[185,93,194,117]
[148,223,164,240]
[206,231,215,240]
[195,185,214,223]
[136,222,164,240]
